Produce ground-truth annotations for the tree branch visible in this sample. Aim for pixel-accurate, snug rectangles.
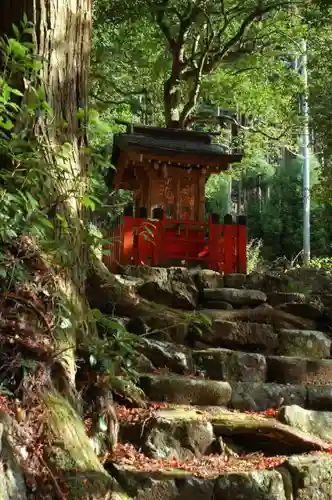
[203,1,299,74]
[90,93,136,106]
[155,0,176,49]
[185,114,293,141]
[92,74,147,97]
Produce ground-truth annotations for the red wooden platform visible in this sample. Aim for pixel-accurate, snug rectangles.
[103,209,247,274]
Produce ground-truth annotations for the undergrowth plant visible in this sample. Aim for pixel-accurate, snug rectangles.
[0,21,142,391]
[308,256,332,271]
[247,239,264,274]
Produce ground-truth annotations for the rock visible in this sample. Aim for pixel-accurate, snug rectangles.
[0,416,27,500]
[131,352,156,374]
[114,273,144,288]
[277,329,331,359]
[307,385,332,411]
[267,356,332,385]
[137,267,198,310]
[203,288,267,307]
[143,408,215,460]
[134,478,179,500]
[200,307,316,331]
[193,348,267,382]
[286,454,332,499]
[286,267,332,294]
[267,291,306,306]
[215,470,287,500]
[277,302,325,320]
[119,265,168,282]
[223,273,247,289]
[204,318,278,352]
[192,269,224,290]
[320,293,332,307]
[230,382,307,412]
[137,339,194,374]
[245,272,293,293]
[267,356,307,384]
[202,301,233,310]
[278,405,332,441]
[177,477,215,500]
[139,374,232,406]
[255,303,273,309]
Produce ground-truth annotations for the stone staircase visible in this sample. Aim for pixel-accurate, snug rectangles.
[109,267,332,499]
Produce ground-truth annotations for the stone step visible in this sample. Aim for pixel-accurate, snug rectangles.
[195,349,332,385]
[138,374,332,413]
[266,355,332,385]
[118,404,330,460]
[136,340,332,385]
[111,463,286,500]
[193,348,267,383]
[230,382,332,412]
[139,374,231,406]
[110,452,332,500]
[199,314,330,356]
[202,288,267,307]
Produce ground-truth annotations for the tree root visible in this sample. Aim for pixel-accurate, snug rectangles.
[211,410,330,453]
[87,257,194,343]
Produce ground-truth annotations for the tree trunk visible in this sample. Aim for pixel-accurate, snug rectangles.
[164,76,182,128]
[0,4,124,498]
[1,0,92,383]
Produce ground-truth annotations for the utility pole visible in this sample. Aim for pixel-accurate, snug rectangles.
[300,39,310,265]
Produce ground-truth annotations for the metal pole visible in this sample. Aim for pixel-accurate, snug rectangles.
[300,39,310,265]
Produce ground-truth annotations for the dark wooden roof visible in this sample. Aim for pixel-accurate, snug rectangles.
[111,124,242,166]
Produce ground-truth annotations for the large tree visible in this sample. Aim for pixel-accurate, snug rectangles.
[0,1,123,496]
[95,0,308,128]
[0,0,91,377]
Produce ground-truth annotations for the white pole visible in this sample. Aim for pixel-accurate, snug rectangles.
[300,39,310,265]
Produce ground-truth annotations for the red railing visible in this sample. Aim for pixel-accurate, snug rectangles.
[103,209,247,274]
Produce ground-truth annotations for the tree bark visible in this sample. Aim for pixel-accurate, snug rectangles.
[0,0,92,383]
[0,4,123,498]
[87,256,192,344]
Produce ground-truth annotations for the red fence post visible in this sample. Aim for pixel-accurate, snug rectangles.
[152,208,164,266]
[237,215,247,274]
[208,214,220,271]
[122,204,134,265]
[136,207,150,265]
[223,214,234,274]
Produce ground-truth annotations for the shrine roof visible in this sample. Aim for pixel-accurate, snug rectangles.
[111,124,242,166]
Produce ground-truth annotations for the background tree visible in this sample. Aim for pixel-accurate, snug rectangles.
[93,0,307,129]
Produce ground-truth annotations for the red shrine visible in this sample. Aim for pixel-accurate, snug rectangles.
[103,124,247,274]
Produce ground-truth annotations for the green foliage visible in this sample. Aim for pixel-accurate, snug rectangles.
[205,173,230,218]
[0,22,56,285]
[246,156,332,261]
[308,256,332,270]
[247,239,264,274]
[86,309,140,380]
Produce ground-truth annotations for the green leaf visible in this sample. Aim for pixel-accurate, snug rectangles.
[59,317,72,329]
[81,195,96,211]
[12,24,20,39]
[98,416,108,432]
[102,249,113,256]
[0,119,13,130]
[26,192,38,210]
[0,267,7,278]
[89,354,97,367]
[10,87,23,97]
[37,216,54,229]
